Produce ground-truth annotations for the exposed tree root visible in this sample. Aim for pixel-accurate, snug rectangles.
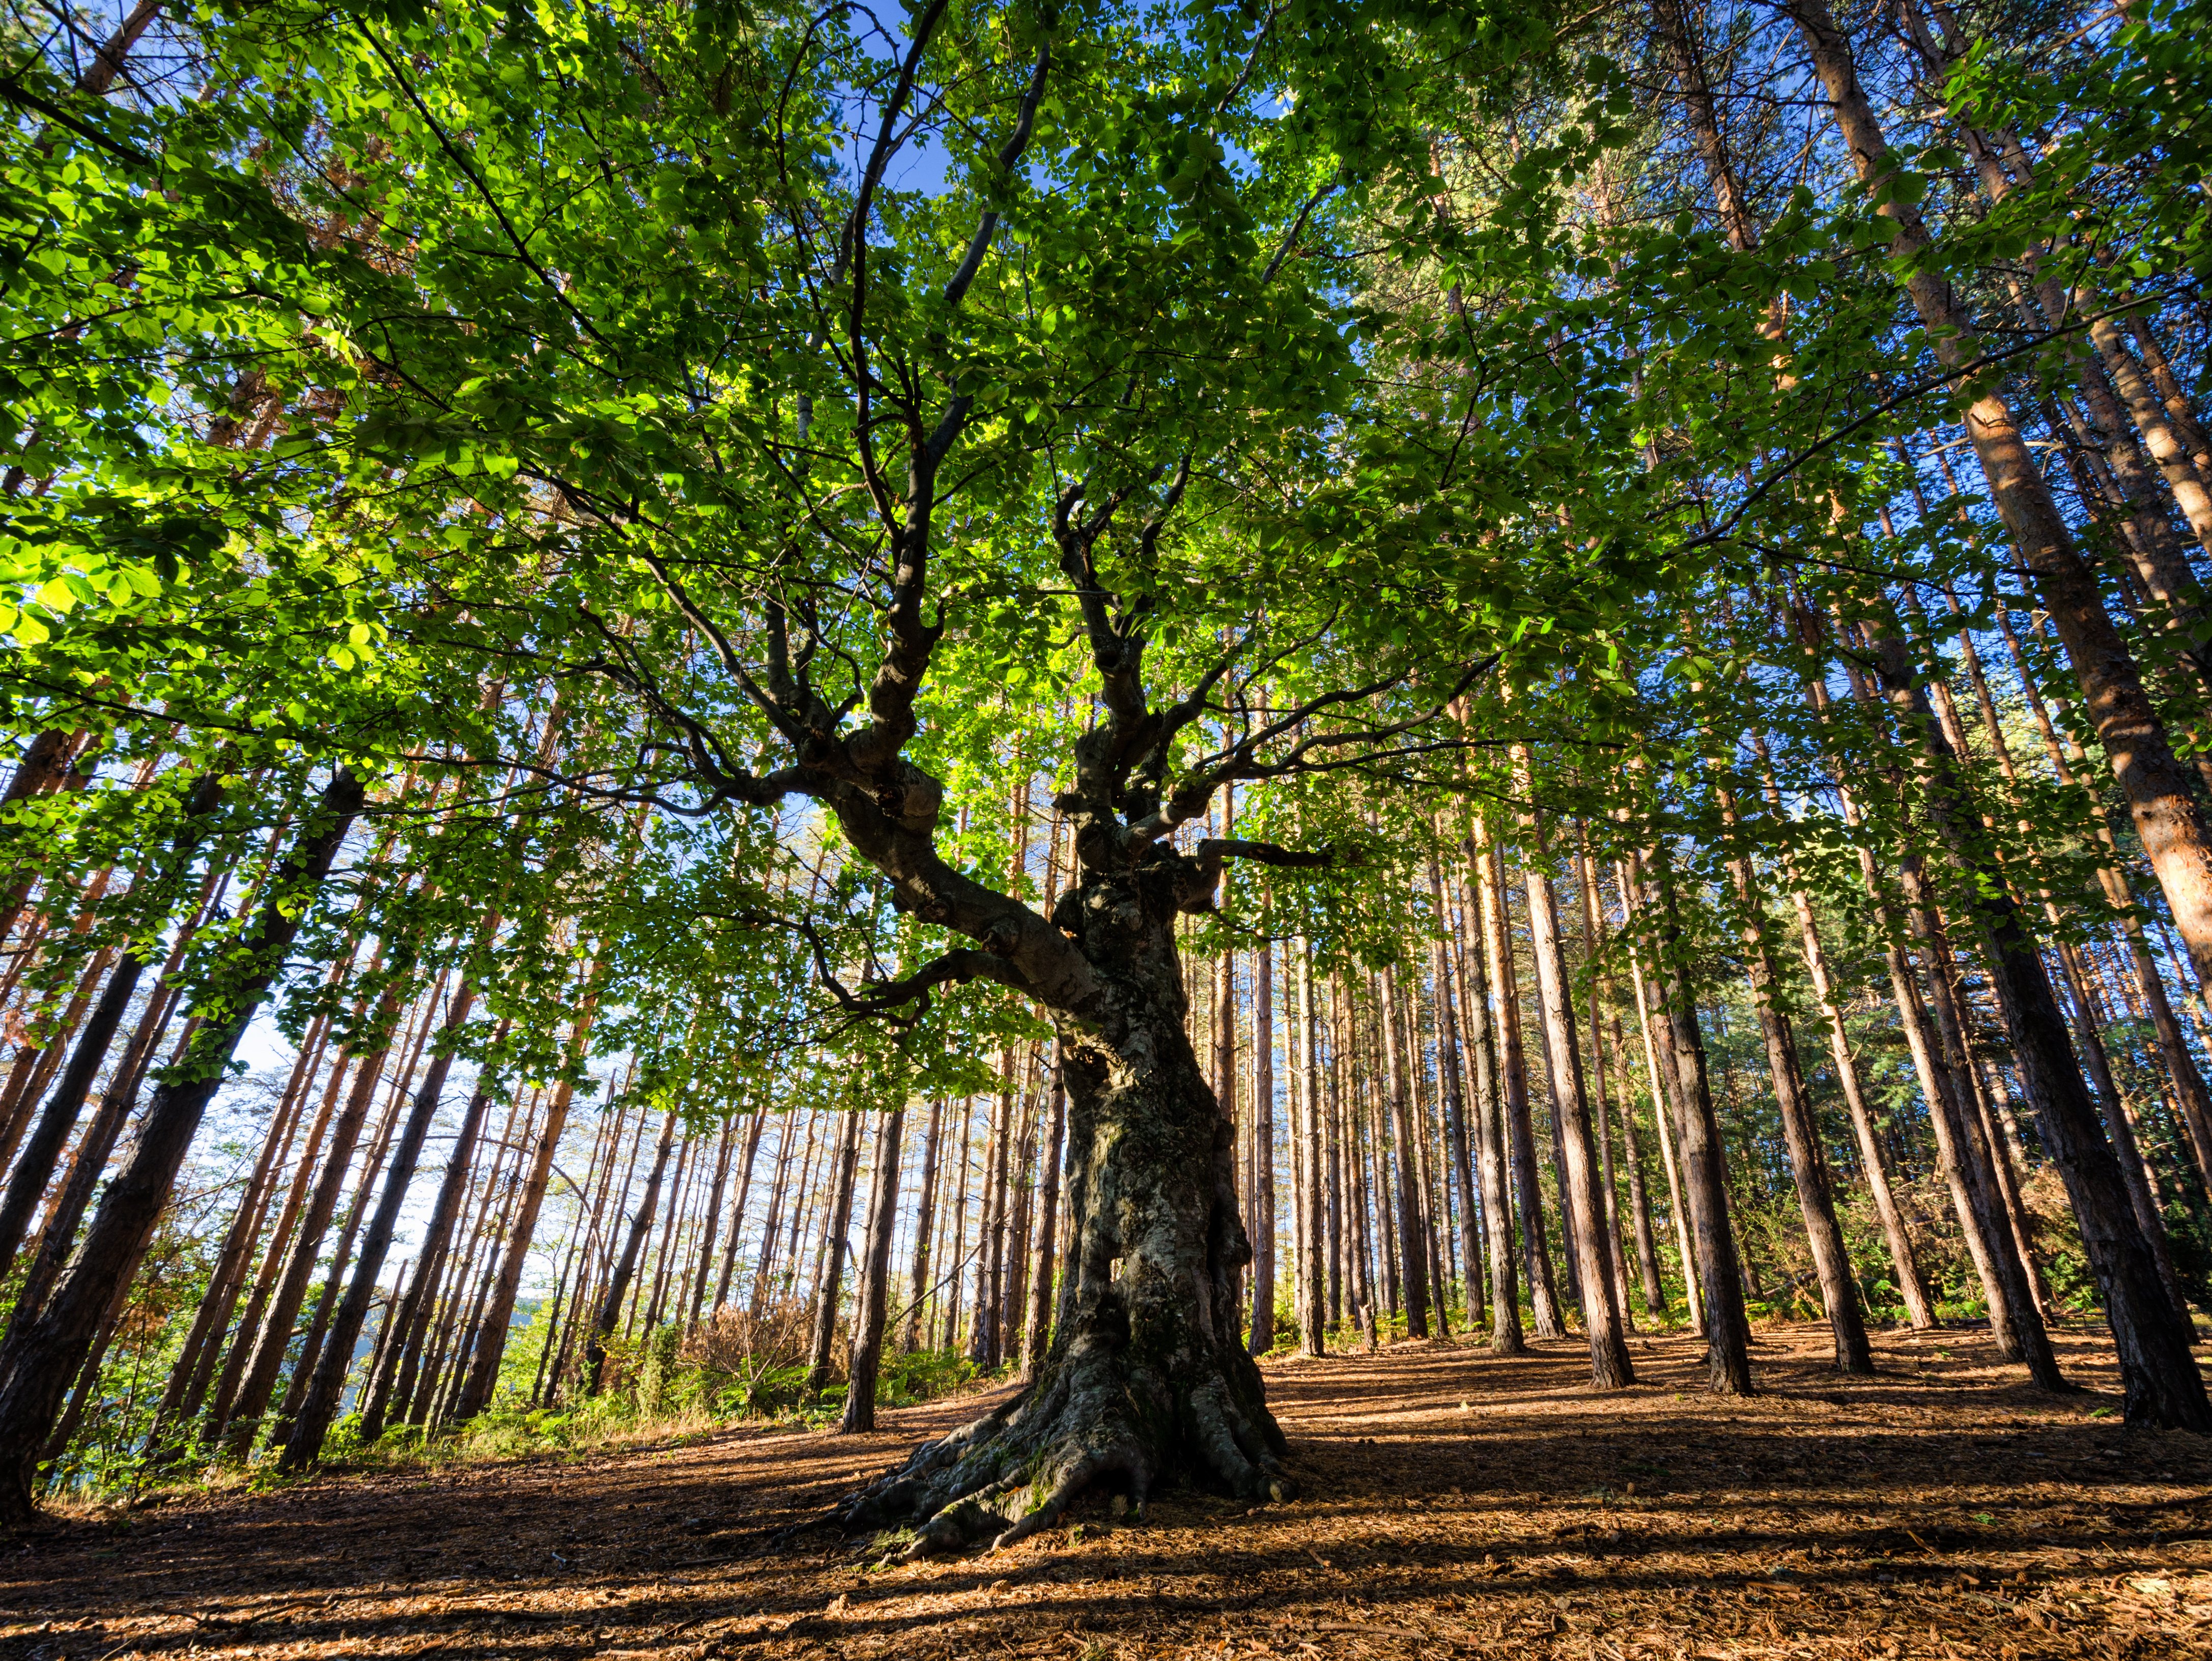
[833,1344,1293,1560]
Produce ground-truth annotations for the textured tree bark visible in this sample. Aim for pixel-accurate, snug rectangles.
[1630,842,1751,1393]
[1523,826,1634,1389]
[0,765,362,1522]
[1785,0,2212,1003]
[1,728,73,808]
[1024,1063,1067,1377]
[1476,818,1564,1338]
[1427,859,1483,1333]
[2086,313,2212,556]
[837,853,1290,1556]
[2126,310,2212,478]
[1295,938,1327,1357]
[0,732,88,953]
[1378,964,1429,1340]
[1249,937,1276,1353]
[840,1107,906,1433]
[1707,769,1871,1373]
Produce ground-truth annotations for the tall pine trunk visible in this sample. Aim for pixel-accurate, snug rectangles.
[1522,822,1634,1388]
[281,976,481,1470]
[0,765,363,1520]
[839,1107,905,1433]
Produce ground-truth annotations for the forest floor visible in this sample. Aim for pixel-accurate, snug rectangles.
[5,1319,2211,1660]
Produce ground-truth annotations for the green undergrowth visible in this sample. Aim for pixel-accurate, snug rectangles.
[108,1342,996,1509]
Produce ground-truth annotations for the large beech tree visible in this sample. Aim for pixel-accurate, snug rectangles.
[10,0,2212,1524]
[101,0,1558,1545]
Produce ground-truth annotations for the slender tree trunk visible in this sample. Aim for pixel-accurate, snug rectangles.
[1454,854,1523,1354]
[0,766,363,1519]
[1705,760,1872,1373]
[1024,1062,1066,1377]
[580,1109,678,1397]
[361,1017,511,1442]
[941,1098,976,1351]
[904,1098,944,1353]
[639,1131,695,1338]
[157,1013,350,1453]
[1995,598,2212,1191]
[1621,908,1701,1331]
[749,1111,801,1320]
[839,1107,905,1433]
[1249,936,1276,1353]
[1858,614,2194,1409]
[452,990,598,1423]
[2055,937,2191,1320]
[806,1109,864,1394]
[269,1045,412,1440]
[280,973,484,1471]
[1572,834,1636,1334]
[1477,818,1563,1337]
[0,771,225,1284]
[714,1107,770,1316]
[1378,965,1430,1339]
[1295,938,1327,1356]
[213,1020,394,1456]
[969,1068,1009,1367]
[1785,0,2212,1009]
[1427,858,1484,1333]
[685,1120,736,1331]
[186,1028,337,1446]
[1630,840,1751,1393]
[1522,823,1633,1388]
[1747,731,1935,1329]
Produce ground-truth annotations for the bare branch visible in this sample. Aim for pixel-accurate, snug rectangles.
[808,939,1039,1028]
[942,42,1052,309]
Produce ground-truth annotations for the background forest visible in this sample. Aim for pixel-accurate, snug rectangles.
[1,0,2210,1528]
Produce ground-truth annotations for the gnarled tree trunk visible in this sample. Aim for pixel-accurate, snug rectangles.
[836,855,1290,1557]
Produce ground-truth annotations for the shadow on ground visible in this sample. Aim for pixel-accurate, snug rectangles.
[5,1321,2209,1658]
